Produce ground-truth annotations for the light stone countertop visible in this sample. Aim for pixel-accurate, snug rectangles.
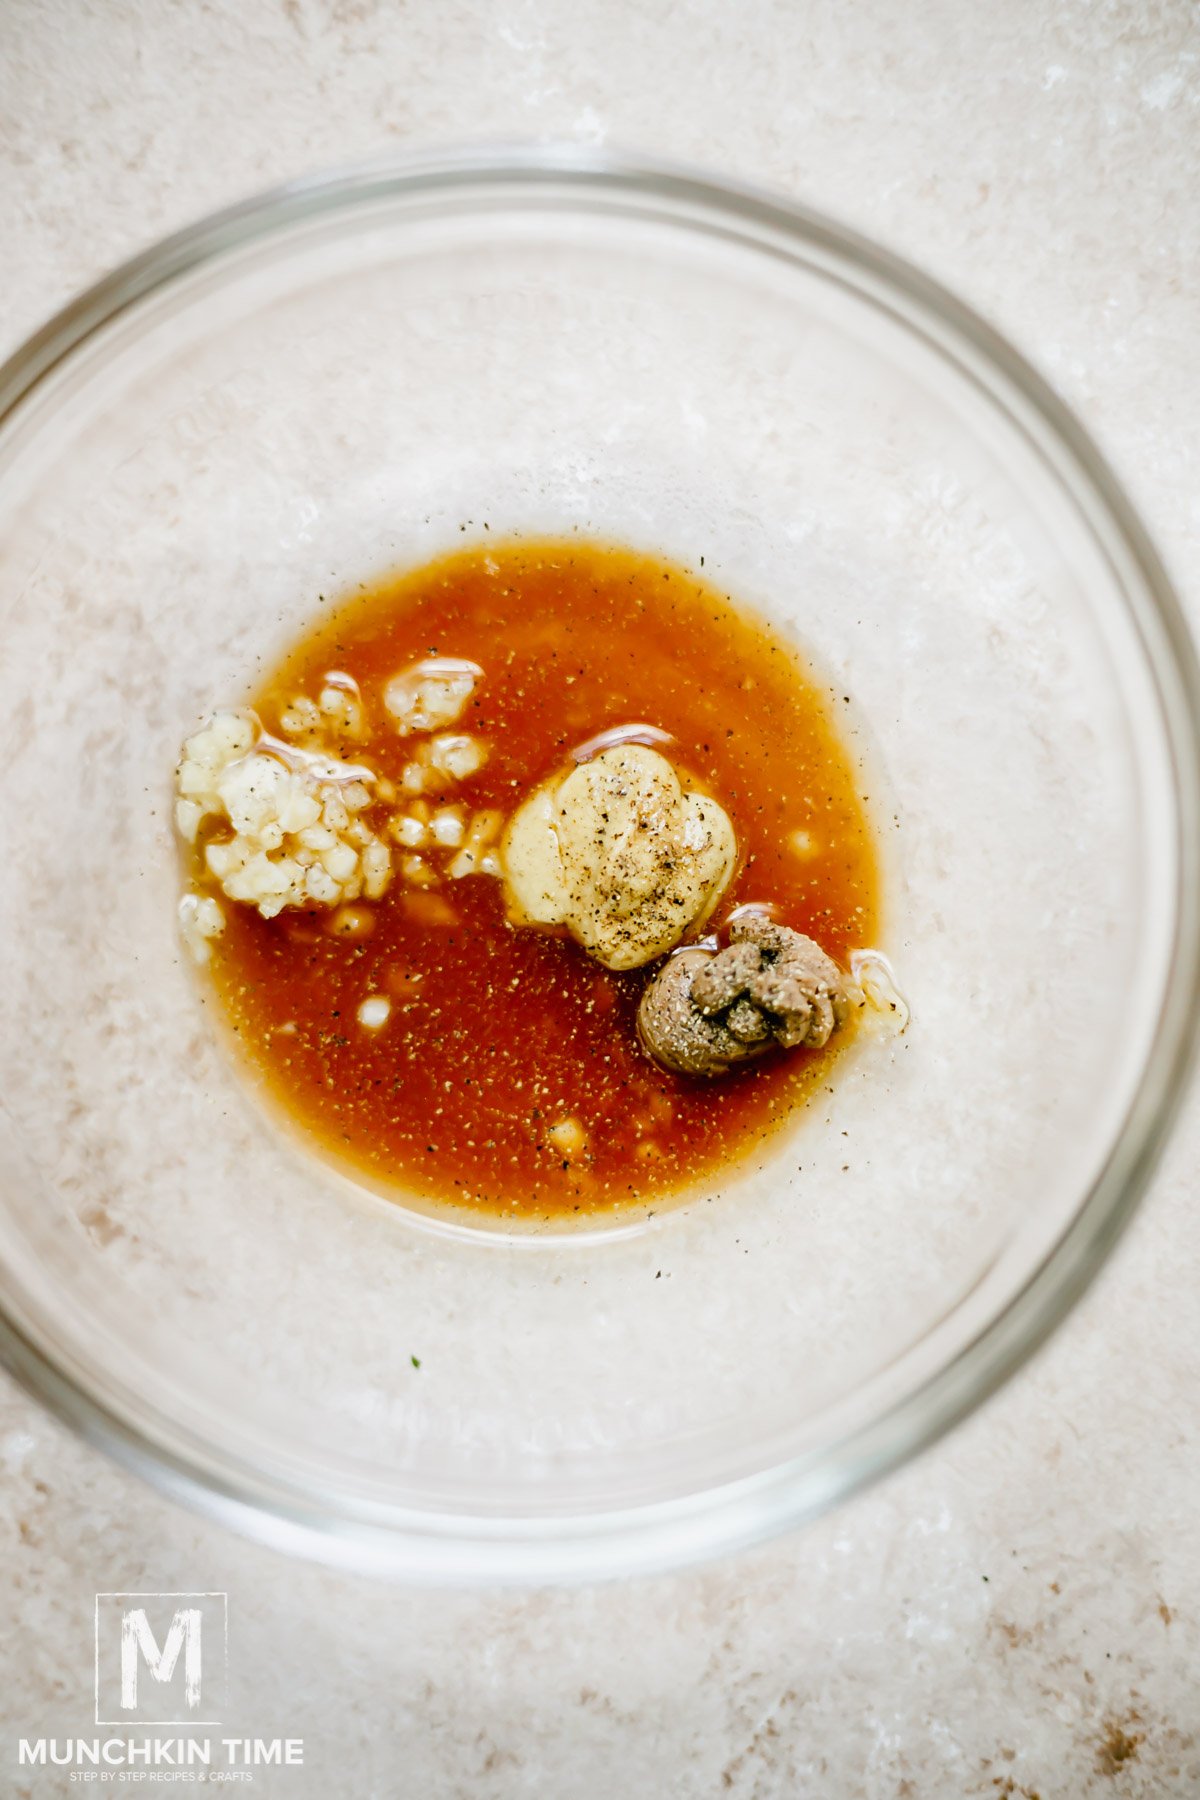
[2,2,1199,1794]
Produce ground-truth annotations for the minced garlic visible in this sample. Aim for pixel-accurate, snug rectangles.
[357,995,392,1031]
[400,732,489,795]
[279,672,367,745]
[178,892,225,965]
[175,710,393,919]
[428,806,465,847]
[447,809,504,880]
[383,657,482,736]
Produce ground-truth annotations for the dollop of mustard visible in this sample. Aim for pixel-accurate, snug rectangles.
[500,743,737,970]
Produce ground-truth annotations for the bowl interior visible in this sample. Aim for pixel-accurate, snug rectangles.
[0,158,1189,1575]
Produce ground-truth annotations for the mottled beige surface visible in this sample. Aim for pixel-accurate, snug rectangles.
[2,1,1199,1795]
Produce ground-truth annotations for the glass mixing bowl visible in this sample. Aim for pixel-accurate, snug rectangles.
[0,146,1197,1582]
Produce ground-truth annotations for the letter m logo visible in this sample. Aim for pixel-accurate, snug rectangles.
[95,1593,227,1724]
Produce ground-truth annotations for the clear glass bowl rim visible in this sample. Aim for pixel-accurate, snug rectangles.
[2,140,1199,1583]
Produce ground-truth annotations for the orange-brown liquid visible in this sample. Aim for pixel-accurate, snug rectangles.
[201,540,880,1220]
